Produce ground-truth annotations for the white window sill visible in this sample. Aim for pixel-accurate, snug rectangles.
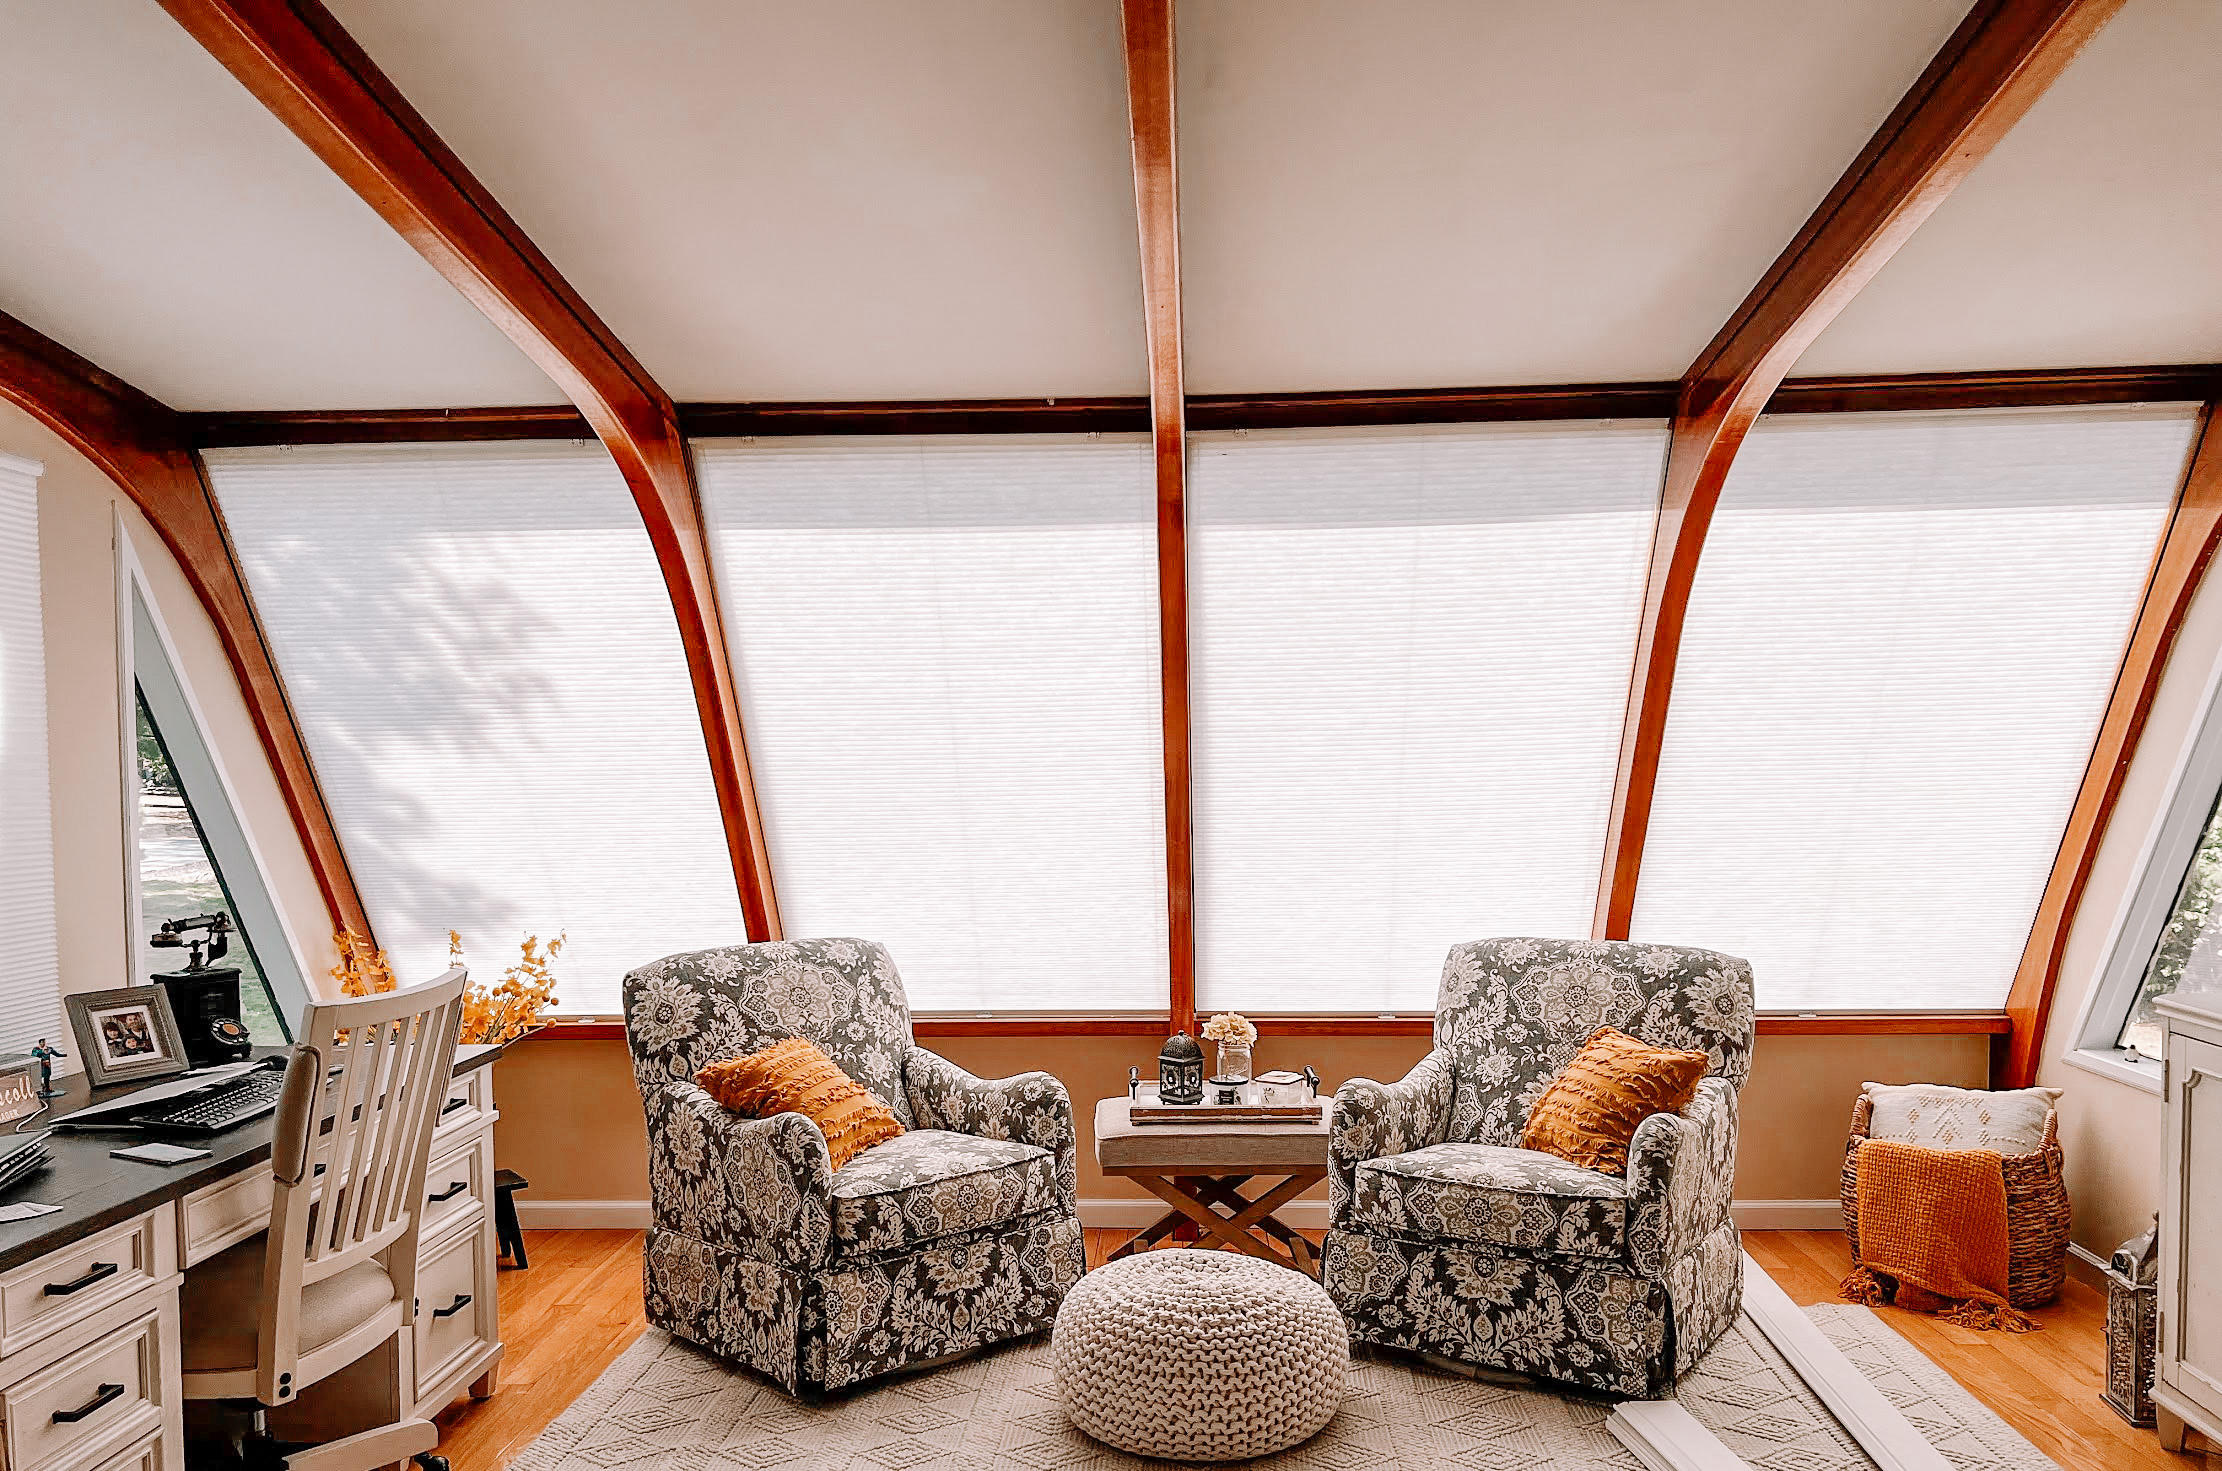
[2060,1045,2163,1097]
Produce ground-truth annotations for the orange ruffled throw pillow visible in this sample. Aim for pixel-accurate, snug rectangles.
[1519,1026,1710,1175]
[696,1037,904,1170]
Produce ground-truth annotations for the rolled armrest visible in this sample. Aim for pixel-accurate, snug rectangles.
[645,1080,834,1268]
[1329,1049,1453,1223]
[1625,1076,1738,1276]
[905,1046,1079,1206]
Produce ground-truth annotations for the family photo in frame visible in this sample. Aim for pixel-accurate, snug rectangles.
[64,986,192,1088]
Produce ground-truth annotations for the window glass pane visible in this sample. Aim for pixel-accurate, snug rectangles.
[696,435,1168,1012]
[2120,784,2222,1056]
[1189,420,1667,1011]
[0,457,59,1053]
[204,443,747,1015]
[135,692,284,1043]
[1633,405,2199,1011]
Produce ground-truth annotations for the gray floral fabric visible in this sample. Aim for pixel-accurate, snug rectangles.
[1328,1048,1453,1220]
[1434,937,1753,1146]
[624,939,1085,1395]
[828,1130,1060,1257]
[1325,936,1754,1397]
[1351,1141,1629,1259]
[905,1047,1080,1207]
[1627,1077,1738,1277]
[1322,1216,1744,1399]
[627,937,916,1127]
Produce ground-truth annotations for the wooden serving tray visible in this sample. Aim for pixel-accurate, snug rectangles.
[1129,1101,1324,1125]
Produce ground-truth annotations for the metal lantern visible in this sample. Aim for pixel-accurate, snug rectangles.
[1158,1031,1205,1106]
[2103,1214,2160,1426]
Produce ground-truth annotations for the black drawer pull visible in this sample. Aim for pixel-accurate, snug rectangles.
[440,1096,470,1116]
[52,1382,124,1424]
[429,1180,469,1203]
[44,1262,119,1297]
[431,1294,472,1319]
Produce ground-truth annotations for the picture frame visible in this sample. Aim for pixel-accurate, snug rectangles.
[65,986,193,1089]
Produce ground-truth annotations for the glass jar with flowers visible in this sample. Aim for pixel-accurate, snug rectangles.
[1201,1011,1257,1084]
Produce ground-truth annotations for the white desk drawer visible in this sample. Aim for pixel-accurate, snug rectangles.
[432,1070,489,1148]
[89,1427,164,1471]
[0,1213,170,1359]
[178,1168,273,1269]
[412,1228,486,1401]
[1,1302,165,1471]
[421,1137,485,1246]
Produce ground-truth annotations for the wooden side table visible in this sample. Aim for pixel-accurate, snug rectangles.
[1092,1095,1332,1276]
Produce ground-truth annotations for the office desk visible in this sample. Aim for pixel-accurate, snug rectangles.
[0,1045,503,1471]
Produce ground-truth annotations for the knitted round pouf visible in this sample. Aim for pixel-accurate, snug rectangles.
[1051,1251,1347,1461]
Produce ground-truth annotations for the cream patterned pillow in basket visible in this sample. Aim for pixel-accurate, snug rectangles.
[1860,1081,2061,1156]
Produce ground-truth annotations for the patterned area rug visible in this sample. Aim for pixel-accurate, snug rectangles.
[511,1304,2057,1470]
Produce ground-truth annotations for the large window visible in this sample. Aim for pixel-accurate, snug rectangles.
[205,443,748,1015]
[0,453,59,1054]
[1633,405,2200,1012]
[696,435,1168,1013]
[1188,420,1666,1012]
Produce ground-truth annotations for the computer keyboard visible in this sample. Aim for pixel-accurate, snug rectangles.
[131,1064,292,1135]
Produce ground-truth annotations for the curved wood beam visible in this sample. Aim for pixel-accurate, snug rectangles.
[162,0,780,941]
[2000,406,2222,1087]
[1594,0,2125,940]
[0,311,370,941]
[1121,0,1195,1036]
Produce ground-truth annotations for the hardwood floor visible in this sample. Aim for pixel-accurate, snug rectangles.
[433,1227,2209,1469]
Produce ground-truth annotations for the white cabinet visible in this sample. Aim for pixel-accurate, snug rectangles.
[2156,995,2222,1451]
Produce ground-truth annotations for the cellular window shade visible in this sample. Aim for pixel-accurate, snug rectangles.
[695,435,1168,1013]
[0,454,60,1053]
[1632,405,2201,1012]
[204,443,748,1014]
[1189,420,1667,1012]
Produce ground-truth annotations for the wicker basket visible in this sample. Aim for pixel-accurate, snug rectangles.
[1840,1093,2070,1310]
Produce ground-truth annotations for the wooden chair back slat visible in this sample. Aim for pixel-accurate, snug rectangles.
[254,968,467,1405]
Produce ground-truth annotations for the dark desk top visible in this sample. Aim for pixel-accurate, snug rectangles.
[0,1044,501,1275]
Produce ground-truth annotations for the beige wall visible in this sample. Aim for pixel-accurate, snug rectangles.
[2034,535,2222,1257]
[492,1030,1986,1211]
[8,400,336,1072]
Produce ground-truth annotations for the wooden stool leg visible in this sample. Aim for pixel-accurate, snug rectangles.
[496,1184,527,1268]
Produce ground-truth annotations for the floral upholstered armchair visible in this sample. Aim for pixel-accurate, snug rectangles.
[1324,937,1755,1398]
[624,938,1085,1395]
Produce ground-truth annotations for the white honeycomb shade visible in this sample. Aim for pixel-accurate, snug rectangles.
[1188,421,1667,1012]
[0,456,60,1053]
[696,435,1169,1013]
[1632,405,2201,1012]
[205,443,749,1015]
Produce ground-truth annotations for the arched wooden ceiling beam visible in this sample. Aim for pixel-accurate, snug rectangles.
[1121,0,1195,1036]
[2001,407,2222,1086]
[160,0,779,942]
[1593,0,2126,942]
[0,309,371,942]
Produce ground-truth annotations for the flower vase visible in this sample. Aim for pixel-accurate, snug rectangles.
[1217,1041,1253,1084]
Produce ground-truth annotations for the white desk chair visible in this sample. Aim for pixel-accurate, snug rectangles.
[181,968,468,1471]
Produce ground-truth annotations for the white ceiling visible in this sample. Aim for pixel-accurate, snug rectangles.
[1175,0,1968,393]
[2,1,2216,413]
[0,0,554,412]
[325,0,1148,403]
[1797,0,2222,376]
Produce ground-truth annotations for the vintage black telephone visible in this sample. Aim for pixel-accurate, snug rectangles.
[150,913,256,1067]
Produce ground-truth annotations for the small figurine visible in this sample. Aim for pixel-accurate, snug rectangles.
[29,1040,65,1099]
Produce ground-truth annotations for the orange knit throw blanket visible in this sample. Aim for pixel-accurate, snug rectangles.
[1841,1137,2037,1333]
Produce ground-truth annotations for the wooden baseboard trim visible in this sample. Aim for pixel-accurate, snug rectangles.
[1729,1200,1843,1231]
[513,1199,653,1230]
[1739,1251,1952,1471]
[1609,1400,1752,1471]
